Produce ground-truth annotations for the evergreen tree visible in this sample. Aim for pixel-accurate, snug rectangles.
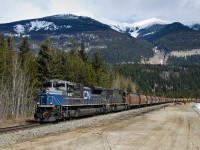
[37,36,53,82]
[92,49,104,85]
[70,39,78,58]
[60,51,70,80]
[0,35,11,81]
[18,37,38,85]
[79,42,88,62]
[92,49,103,71]
[7,36,14,52]
[84,60,96,85]
[48,49,63,79]
[18,37,30,66]
[24,51,39,85]
[0,35,6,77]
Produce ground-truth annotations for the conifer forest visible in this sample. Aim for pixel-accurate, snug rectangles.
[0,35,133,119]
[0,34,199,119]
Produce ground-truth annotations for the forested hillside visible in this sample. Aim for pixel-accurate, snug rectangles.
[0,14,154,64]
[116,64,200,98]
[0,34,134,119]
[153,32,200,52]
[167,55,200,65]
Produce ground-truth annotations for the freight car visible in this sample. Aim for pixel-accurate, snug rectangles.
[34,79,173,122]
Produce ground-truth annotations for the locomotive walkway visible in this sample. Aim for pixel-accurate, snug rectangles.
[1,103,200,150]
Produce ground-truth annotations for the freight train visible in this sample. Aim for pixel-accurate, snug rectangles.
[34,79,184,122]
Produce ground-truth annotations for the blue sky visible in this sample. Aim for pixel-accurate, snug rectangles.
[0,0,199,23]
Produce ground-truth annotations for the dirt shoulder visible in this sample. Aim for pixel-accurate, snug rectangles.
[0,118,28,128]
[2,103,200,150]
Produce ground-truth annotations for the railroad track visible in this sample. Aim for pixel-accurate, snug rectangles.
[0,123,40,134]
[0,105,170,135]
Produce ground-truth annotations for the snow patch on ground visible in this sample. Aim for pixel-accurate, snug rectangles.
[54,14,80,19]
[13,20,72,34]
[194,103,200,114]
[14,24,25,34]
[130,30,139,37]
[104,17,170,37]
[140,32,155,37]
[28,20,58,31]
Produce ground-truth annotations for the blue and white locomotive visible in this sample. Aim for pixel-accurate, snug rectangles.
[34,79,127,122]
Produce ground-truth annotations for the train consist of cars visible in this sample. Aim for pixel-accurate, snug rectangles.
[34,79,196,122]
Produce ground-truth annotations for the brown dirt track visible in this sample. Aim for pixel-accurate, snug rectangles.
[2,103,200,150]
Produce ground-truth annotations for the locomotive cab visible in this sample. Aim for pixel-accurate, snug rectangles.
[37,80,72,106]
[35,80,76,122]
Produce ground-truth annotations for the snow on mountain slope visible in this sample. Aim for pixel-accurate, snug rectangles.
[188,23,200,31]
[14,24,26,34]
[101,18,170,37]
[13,20,72,34]
[12,14,85,34]
[28,20,58,31]
[12,14,170,38]
[14,21,56,34]
[131,18,169,28]
[52,14,80,20]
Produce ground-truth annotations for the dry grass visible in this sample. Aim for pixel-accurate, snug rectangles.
[0,118,32,128]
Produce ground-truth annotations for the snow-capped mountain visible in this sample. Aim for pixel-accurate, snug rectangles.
[1,13,200,64]
[14,20,60,34]
[188,23,200,31]
[0,14,154,64]
[101,18,170,38]
[183,21,200,31]
[3,14,109,36]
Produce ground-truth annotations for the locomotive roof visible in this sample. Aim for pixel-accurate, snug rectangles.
[89,85,107,91]
[44,79,74,85]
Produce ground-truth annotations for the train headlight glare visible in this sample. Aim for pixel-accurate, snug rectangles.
[50,102,53,105]
[37,102,40,105]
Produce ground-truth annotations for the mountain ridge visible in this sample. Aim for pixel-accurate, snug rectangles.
[0,13,200,65]
[0,14,154,64]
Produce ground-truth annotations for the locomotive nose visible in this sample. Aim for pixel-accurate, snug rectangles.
[38,94,48,105]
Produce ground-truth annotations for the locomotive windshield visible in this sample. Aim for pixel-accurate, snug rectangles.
[42,81,66,91]
[53,83,65,90]
[53,83,65,87]
[43,82,52,88]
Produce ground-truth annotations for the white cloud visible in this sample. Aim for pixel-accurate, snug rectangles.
[0,0,50,23]
[0,0,200,23]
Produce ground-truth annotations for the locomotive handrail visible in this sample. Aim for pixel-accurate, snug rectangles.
[51,96,63,113]
[49,95,62,106]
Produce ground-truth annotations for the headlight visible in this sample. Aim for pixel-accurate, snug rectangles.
[37,102,40,105]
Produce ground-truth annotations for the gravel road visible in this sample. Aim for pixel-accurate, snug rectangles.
[1,103,200,150]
